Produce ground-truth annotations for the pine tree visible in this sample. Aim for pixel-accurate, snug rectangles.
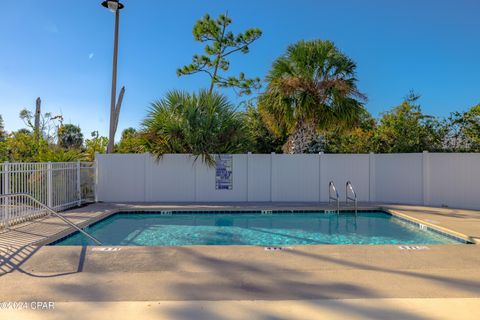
[177,13,262,96]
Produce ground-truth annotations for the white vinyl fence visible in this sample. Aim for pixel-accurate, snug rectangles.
[96,152,480,210]
[0,161,95,229]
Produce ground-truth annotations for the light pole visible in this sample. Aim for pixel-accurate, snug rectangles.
[102,0,125,153]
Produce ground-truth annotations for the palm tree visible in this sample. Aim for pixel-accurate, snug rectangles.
[142,89,247,165]
[57,124,84,149]
[259,40,367,153]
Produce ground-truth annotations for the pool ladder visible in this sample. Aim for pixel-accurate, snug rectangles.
[346,181,358,214]
[328,181,340,214]
[328,181,358,214]
[0,193,102,245]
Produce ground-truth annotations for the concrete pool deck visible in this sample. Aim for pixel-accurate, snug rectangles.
[2,299,480,320]
[1,202,480,319]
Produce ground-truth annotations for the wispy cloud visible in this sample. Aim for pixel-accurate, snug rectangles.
[88,53,95,60]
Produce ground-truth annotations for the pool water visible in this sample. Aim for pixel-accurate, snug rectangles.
[51,211,463,246]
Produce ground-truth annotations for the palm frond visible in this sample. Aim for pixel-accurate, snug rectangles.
[260,39,367,137]
[141,89,248,166]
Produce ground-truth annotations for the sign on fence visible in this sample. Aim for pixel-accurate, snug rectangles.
[215,155,233,190]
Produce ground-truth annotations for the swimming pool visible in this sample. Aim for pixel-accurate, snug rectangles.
[50,210,466,246]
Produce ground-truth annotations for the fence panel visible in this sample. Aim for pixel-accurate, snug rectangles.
[321,154,370,202]
[96,153,480,209]
[80,162,96,203]
[374,154,424,204]
[428,153,480,208]
[145,154,196,202]
[0,161,95,229]
[271,154,320,202]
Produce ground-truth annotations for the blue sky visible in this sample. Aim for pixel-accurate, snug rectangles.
[1,0,479,140]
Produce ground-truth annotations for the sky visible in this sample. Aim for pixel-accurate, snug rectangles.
[0,0,479,140]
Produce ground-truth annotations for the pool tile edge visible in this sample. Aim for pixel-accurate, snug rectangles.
[45,206,474,246]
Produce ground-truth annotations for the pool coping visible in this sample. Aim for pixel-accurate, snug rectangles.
[42,206,475,246]
[381,208,474,244]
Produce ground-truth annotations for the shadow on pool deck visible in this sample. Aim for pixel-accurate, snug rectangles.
[159,300,435,320]
[157,247,480,319]
[0,245,87,278]
[0,244,480,319]
[288,249,480,295]
[0,202,480,319]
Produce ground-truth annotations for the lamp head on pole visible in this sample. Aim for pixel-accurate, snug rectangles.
[101,0,124,12]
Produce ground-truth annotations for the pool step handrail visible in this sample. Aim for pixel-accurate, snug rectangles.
[0,193,102,245]
[328,181,340,214]
[346,181,358,214]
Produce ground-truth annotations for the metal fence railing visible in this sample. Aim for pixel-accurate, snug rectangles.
[0,193,102,244]
[0,161,95,229]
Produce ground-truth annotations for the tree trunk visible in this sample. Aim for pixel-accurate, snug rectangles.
[282,120,317,154]
[34,97,41,144]
[106,86,125,154]
[112,86,125,140]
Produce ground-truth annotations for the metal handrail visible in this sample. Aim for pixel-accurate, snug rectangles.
[328,181,340,214]
[346,181,358,214]
[0,193,102,245]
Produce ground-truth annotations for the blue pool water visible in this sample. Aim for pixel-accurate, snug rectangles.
[51,211,463,246]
